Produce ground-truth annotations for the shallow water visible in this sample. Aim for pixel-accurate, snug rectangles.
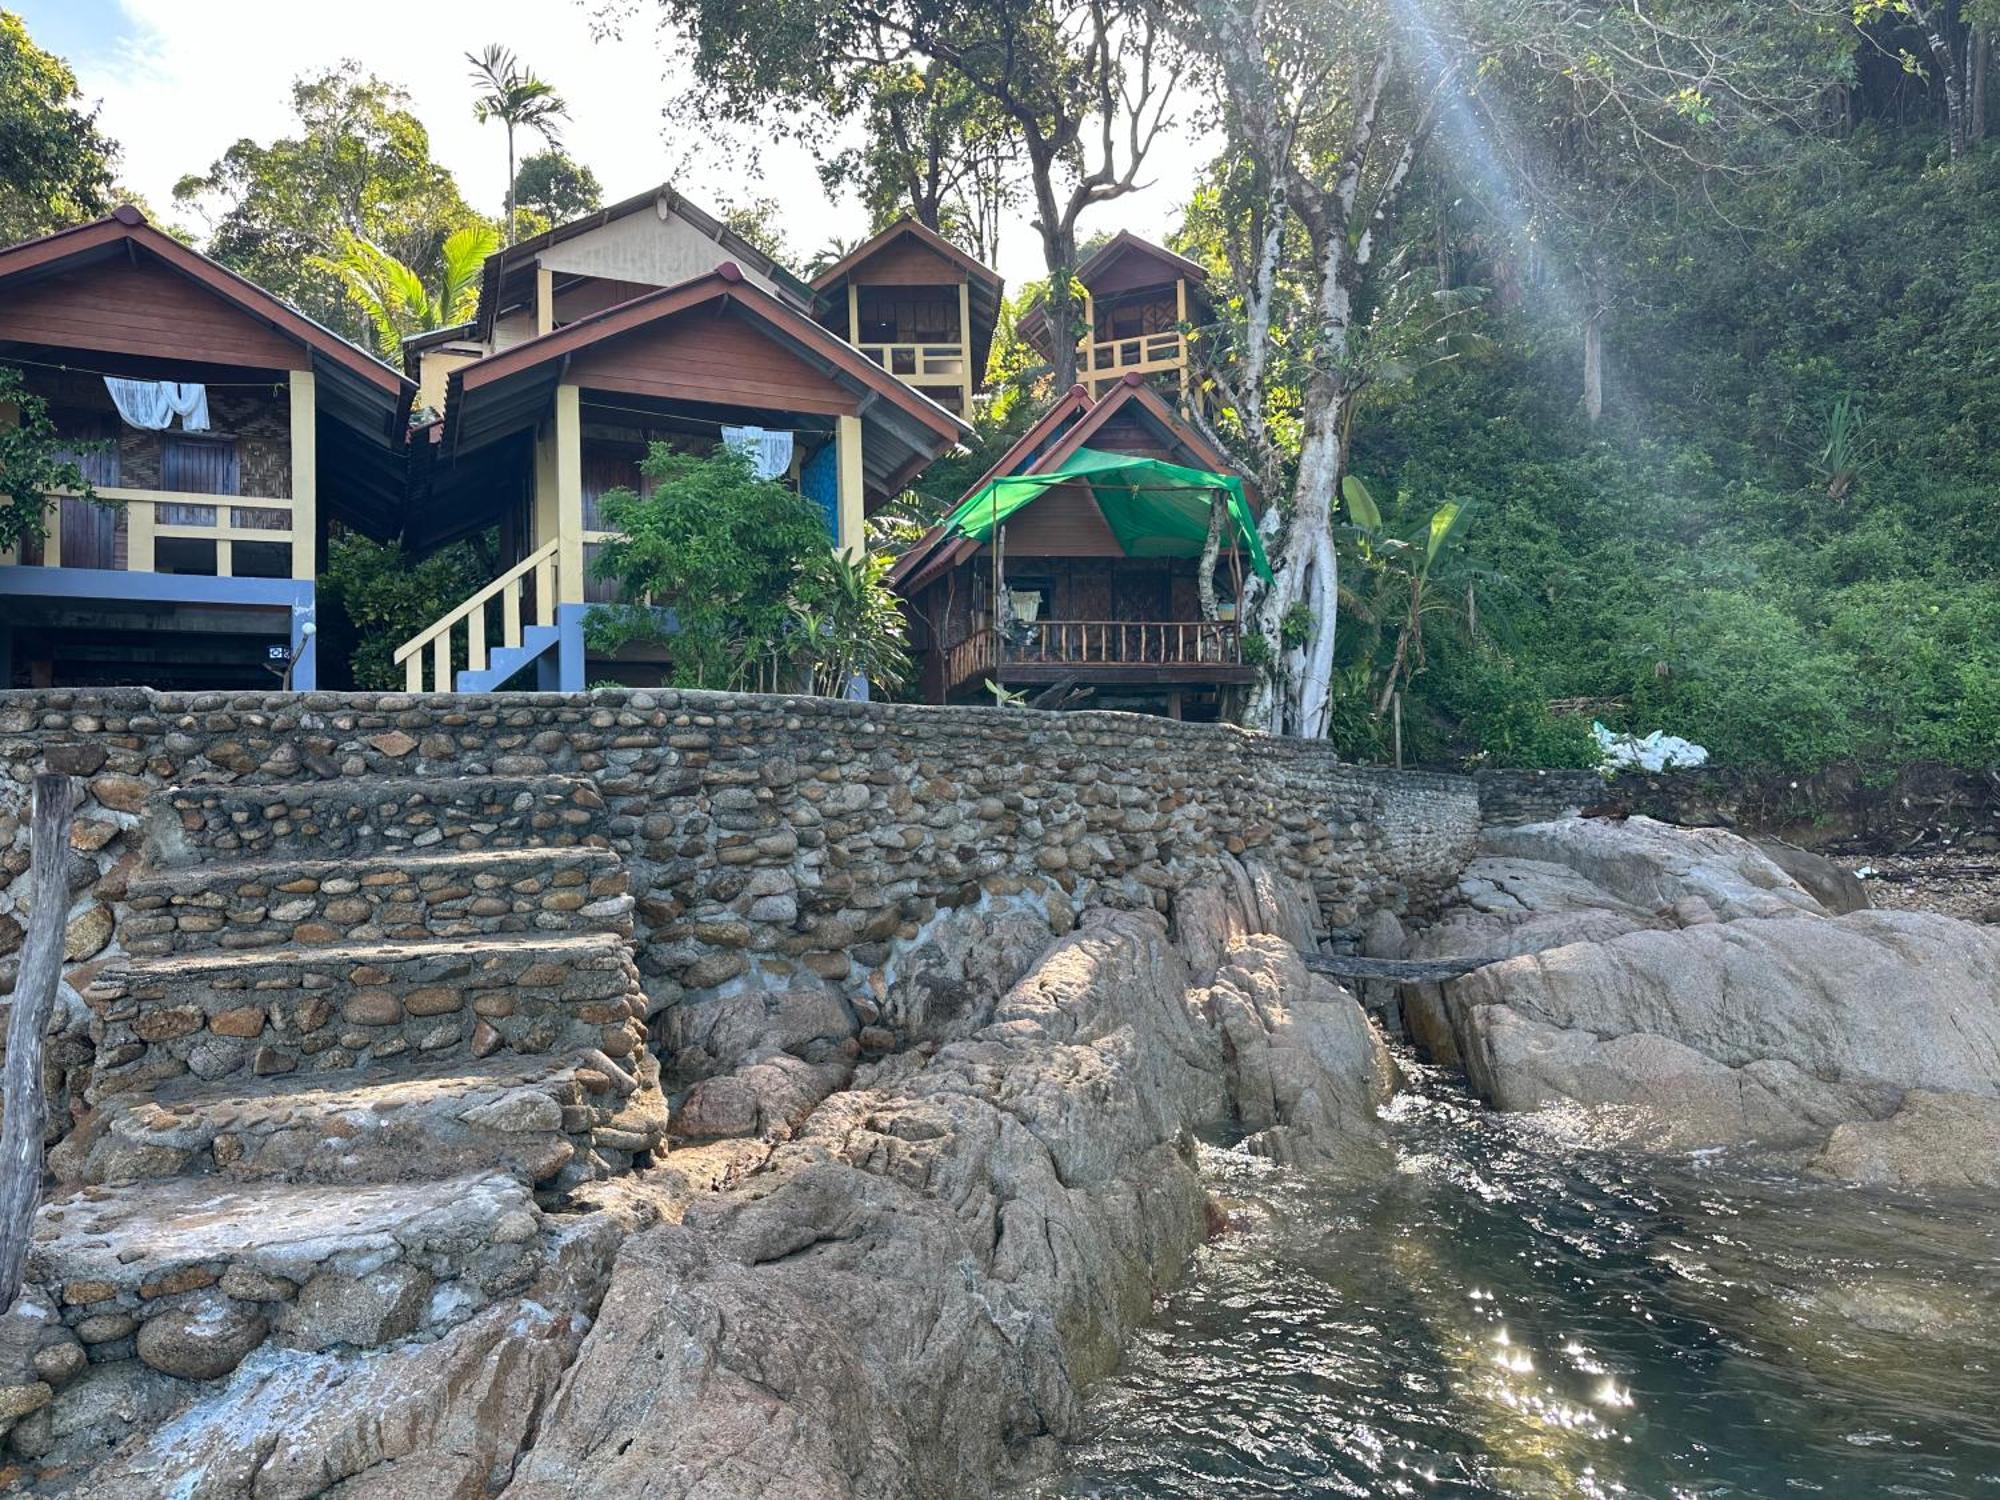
[1039,1060,2000,1499]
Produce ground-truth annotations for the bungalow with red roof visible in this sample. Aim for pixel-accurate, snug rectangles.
[0,206,414,689]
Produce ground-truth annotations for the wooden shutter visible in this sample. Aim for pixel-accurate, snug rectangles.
[159,436,240,527]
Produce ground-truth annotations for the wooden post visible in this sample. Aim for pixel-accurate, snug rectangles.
[836,412,865,561]
[1081,292,1096,396]
[0,774,76,1311]
[847,284,861,345]
[1175,278,1190,403]
[288,369,316,580]
[957,280,975,414]
[554,384,584,604]
[125,497,155,575]
[535,266,555,337]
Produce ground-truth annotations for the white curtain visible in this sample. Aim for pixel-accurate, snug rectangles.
[721,425,795,481]
[104,378,210,432]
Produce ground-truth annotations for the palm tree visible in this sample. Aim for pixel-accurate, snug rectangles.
[466,44,568,242]
[321,224,500,363]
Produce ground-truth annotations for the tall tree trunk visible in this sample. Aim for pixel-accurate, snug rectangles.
[1972,24,1989,146]
[1582,311,1605,423]
[1035,207,1081,391]
[0,774,76,1312]
[503,127,518,244]
[1248,394,1344,739]
[1198,491,1226,621]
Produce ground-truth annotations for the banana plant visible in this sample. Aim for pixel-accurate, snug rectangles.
[1339,474,1478,720]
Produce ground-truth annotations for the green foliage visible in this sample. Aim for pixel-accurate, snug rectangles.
[318,223,499,362]
[713,196,792,263]
[0,12,117,243]
[174,65,483,344]
[467,45,568,241]
[511,148,600,229]
[317,530,498,690]
[790,550,913,695]
[587,448,903,695]
[1334,128,2000,770]
[0,365,103,553]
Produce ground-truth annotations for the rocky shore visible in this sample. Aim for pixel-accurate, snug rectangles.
[6,690,1995,1498]
[1400,816,2000,1194]
[15,857,1394,1498]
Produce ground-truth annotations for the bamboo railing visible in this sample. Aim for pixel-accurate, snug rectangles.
[393,538,559,692]
[944,617,1242,694]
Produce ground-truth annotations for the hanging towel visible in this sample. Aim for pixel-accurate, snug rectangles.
[721,425,795,481]
[104,378,210,432]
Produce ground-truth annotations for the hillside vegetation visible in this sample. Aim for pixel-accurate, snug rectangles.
[1328,131,2000,770]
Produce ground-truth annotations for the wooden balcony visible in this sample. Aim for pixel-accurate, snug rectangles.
[943,617,1252,695]
[22,488,308,580]
[1080,330,1187,395]
[858,341,968,385]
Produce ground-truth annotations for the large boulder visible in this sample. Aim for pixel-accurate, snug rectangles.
[1750,836,1871,915]
[1440,899,2000,1185]
[500,896,1389,1500]
[1198,935,1396,1171]
[1481,816,1826,923]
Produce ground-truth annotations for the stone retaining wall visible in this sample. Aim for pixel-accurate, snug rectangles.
[1475,769,1606,828]
[1,689,1480,1083]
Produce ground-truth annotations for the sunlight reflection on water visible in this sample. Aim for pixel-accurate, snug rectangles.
[1030,1059,2000,1500]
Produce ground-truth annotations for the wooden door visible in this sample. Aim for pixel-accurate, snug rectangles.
[54,414,119,570]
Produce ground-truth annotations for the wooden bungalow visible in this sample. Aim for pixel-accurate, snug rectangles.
[890,373,1264,721]
[399,261,970,692]
[810,218,1003,417]
[0,206,414,690]
[1016,232,1211,402]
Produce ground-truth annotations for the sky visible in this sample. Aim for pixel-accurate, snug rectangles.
[24,0,1211,292]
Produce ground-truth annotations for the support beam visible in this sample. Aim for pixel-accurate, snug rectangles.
[1175,278,1190,403]
[288,369,316,580]
[1081,292,1096,395]
[957,280,975,413]
[554,383,584,604]
[847,283,860,345]
[836,412,865,561]
[536,266,555,337]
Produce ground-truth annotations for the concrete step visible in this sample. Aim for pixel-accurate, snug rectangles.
[88,931,650,1107]
[31,1172,546,1368]
[53,1050,669,1191]
[143,773,611,866]
[456,622,561,693]
[121,845,632,955]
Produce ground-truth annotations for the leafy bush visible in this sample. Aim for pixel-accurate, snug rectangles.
[588,446,908,695]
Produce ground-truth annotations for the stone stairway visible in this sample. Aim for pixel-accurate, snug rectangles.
[15,769,671,1402]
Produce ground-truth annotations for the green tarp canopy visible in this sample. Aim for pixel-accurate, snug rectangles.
[939,447,1273,583]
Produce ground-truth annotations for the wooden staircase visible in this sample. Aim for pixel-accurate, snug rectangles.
[392,538,565,692]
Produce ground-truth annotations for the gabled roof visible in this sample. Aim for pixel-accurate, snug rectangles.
[1075,229,1208,289]
[454,262,967,437]
[889,373,1252,594]
[1015,232,1211,358]
[472,184,814,342]
[0,205,413,422]
[811,218,1005,396]
[810,217,1003,294]
[435,262,970,544]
